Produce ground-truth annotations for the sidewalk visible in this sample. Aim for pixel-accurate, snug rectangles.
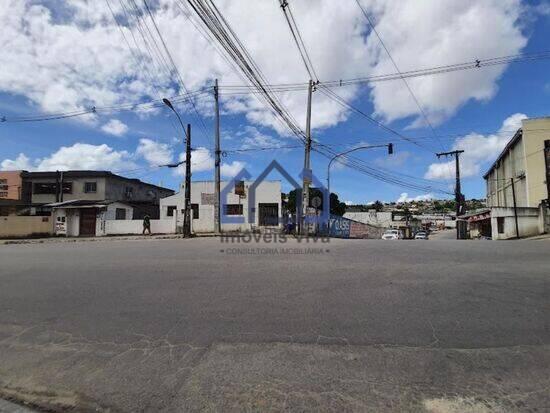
[0,234,184,245]
[519,233,550,241]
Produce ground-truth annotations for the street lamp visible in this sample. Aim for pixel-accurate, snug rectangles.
[163,98,192,237]
[326,143,393,199]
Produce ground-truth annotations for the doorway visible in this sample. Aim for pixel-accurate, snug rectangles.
[79,208,97,236]
[258,203,279,226]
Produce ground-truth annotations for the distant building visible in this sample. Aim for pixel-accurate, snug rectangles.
[160,180,281,233]
[0,170,174,218]
[0,171,32,216]
[484,117,550,239]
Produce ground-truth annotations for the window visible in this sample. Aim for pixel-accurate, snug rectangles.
[33,183,56,194]
[33,182,72,194]
[115,208,126,220]
[125,186,134,199]
[166,206,177,217]
[497,217,505,234]
[225,204,243,215]
[0,179,7,198]
[84,182,97,193]
[191,203,199,219]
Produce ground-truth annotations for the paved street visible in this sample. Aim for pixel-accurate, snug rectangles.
[0,237,548,412]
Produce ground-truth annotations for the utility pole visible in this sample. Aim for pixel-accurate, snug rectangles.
[436,150,465,239]
[214,79,221,234]
[301,79,314,235]
[183,124,192,238]
[59,171,64,203]
[55,170,60,203]
[510,177,520,239]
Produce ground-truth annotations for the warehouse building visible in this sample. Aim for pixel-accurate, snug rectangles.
[484,117,550,239]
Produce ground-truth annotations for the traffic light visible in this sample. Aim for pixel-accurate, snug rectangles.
[388,143,393,155]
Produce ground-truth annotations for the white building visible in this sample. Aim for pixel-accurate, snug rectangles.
[160,180,282,233]
[49,200,134,237]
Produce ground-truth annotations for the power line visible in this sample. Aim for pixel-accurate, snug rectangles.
[141,0,212,141]
[278,0,318,81]
[318,85,433,151]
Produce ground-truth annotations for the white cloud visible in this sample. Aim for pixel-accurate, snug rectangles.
[136,138,173,167]
[174,147,215,176]
[363,0,527,126]
[344,200,354,206]
[172,148,246,178]
[424,113,527,180]
[397,192,434,203]
[0,153,34,171]
[1,143,136,172]
[0,0,529,137]
[221,161,246,178]
[101,119,129,136]
[238,126,282,149]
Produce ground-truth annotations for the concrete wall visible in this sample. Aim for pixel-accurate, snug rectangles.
[329,215,384,239]
[103,217,176,235]
[490,206,541,240]
[161,180,282,233]
[0,216,53,238]
[344,211,393,227]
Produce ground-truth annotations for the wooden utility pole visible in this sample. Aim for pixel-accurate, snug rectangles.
[436,150,465,239]
[183,124,192,238]
[301,79,314,235]
[214,79,221,234]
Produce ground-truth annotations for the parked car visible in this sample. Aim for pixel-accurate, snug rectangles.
[414,231,429,240]
[382,229,402,240]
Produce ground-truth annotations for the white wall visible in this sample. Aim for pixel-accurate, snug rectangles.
[103,217,176,235]
[160,180,282,233]
[491,206,541,239]
[344,211,392,227]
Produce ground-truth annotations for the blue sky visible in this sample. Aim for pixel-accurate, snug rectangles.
[1,0,549,204]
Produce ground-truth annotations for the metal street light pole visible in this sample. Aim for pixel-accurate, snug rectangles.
[327,144,393,199]
[163,98,191,237]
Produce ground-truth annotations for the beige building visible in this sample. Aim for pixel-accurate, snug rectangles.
[484,117,550,239]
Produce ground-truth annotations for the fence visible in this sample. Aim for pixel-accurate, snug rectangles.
[0,216,54,238]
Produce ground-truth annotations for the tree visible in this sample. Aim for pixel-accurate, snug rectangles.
[372,200,384,212]
[284,188,346,216]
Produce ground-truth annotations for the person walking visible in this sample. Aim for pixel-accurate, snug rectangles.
[142,214,151,235]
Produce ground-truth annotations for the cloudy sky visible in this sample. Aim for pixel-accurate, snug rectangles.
[1,0,549,204]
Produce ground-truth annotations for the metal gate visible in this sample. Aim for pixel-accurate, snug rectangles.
[258,203,278,226]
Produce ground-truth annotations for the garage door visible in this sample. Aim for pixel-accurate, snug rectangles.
[259,203,278,226]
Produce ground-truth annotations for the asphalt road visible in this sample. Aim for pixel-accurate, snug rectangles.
[0,237,548,412]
